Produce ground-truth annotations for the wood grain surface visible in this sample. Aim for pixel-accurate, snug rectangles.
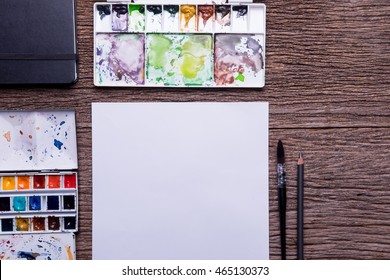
[0,0,389,259]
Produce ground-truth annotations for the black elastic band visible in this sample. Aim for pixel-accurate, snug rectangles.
[0,53,78,61]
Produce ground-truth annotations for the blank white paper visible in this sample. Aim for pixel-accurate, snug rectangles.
[92,102,269,260]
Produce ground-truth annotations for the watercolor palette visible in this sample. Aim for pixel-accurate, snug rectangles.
[94,1,266,88]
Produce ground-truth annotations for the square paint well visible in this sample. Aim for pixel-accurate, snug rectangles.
[13,196,26,211]
[47,196,60,210]
[48,175,61,189]
[15,218,29,231]
[95,33,145,86]
[64,217,76,230]
[63,195,75,210]
[214,34,264,87]
[33,175,45,189]
[29,196,41,211]
[64,174,77,189]
[146,33,213,86]
[0,197,11,211]
[32,217,46,231]
[17,176,30,190]
[1,219,13,232]
[2,176,15,190]
[48,216,60,231]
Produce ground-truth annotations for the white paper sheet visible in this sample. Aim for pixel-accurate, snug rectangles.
[92,102,269,260]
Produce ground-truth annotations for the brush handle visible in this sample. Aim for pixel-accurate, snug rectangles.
[278,186,287,260]
[297,163,304,260]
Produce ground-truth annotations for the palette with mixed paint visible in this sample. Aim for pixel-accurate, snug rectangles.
[94,1,266,88]
[0,111,78,259]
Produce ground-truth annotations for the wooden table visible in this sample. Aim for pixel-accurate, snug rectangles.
[1,0,389,260]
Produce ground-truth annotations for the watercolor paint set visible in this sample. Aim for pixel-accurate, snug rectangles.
[94,0,266,88]
[0,110,78,259]
[0,172,78,233]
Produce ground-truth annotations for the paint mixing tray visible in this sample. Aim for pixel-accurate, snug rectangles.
[94,0,266,88]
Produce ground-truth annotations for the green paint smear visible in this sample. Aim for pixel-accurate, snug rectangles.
[180,35,212,79]
[236,73,245,82]
[148,35,173,70]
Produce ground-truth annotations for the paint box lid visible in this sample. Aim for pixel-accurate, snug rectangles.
[0,0,78,85]
[0,233,76,260]
[0,111,78,172]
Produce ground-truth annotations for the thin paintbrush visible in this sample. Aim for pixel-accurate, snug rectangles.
[277,140,287,260]
[297,152,304,260]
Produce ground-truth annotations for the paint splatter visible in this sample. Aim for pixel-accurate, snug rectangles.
[3,131,11,142]
[17,251,40,260]
[54,139,63,150]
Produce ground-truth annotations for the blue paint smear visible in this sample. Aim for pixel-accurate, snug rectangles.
[54,139,63,150]
[17,251,38,260]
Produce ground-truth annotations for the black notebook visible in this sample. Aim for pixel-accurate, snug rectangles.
[0,0,78,85]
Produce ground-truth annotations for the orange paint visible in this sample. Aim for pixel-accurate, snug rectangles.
[2,177,15,190]
[17,176,30,190]
[48,175,61,189]
[180,5,196,30]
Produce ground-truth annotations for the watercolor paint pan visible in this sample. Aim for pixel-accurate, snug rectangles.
[0,111,79,237]
[94,1,266,88]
